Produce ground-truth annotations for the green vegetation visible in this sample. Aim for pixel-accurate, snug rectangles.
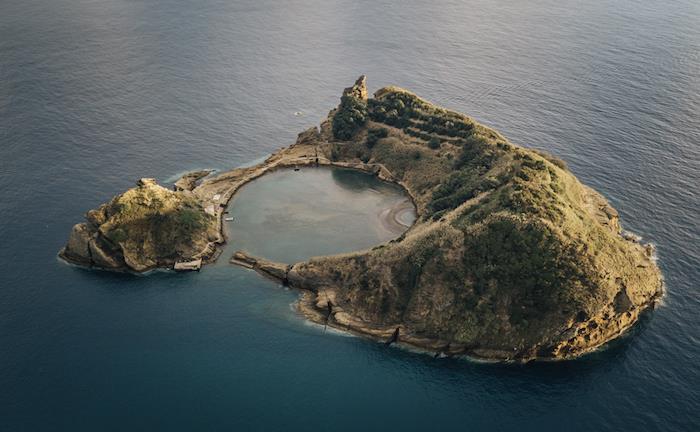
[366,127,388,148]
[107,227,128,243]
[300,82,662,360]
[149,204,210,257]
[91,180,216,268]
[428,136,441,149]
[462,217,593,306]
[368,90,475,142]
[175,207,206,232]
[533,149,569,170]
[332,94,368,140]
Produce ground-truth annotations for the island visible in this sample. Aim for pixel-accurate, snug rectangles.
[60,76,663,361]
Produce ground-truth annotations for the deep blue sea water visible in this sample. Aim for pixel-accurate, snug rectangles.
[1,0,699,430]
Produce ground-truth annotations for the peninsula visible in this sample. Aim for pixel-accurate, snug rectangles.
[60,76,663,361]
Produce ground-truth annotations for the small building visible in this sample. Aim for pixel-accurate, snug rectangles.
[174,258,202,272]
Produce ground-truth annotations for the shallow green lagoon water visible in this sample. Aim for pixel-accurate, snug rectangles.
[224,167,416,263]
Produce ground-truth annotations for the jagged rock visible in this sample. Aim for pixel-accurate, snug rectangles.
[60,178,217,272]
[122,248,155,272]
[332,75,369,140]
[295,126,320,146]
[343,75,368,100]
[173,170,211,192]
[85,208,107,228]
[62,223,94,265]
[137,178,157,188]
[613,287,634,313]
[88,237,124,269]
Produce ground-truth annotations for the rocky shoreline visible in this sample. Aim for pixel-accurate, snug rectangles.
[219,142,661,361]
[230,250,504,360]
[58,132,412,273]
[60,76,663,362]
[230,242,660,362]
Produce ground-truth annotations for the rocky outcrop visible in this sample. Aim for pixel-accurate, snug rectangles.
[63,223,93,265]
[231,251,290,281]
[173,170,211,192]
[295,126,321,146]
[343,75,368,101]
[60,178,218,272]
[332,76,370,140]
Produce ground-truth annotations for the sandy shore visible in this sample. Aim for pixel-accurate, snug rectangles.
[379,198,416,234]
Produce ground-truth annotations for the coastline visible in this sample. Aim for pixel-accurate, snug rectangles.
[188,139,422,269]
[229,248,661,362]
[58,79,663,362]
[57,138,419,273]
[58,131,661,362]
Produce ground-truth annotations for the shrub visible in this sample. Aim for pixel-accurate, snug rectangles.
[461,217,595,314]
[533,149,569,170]
[108,227,128,243]
[175,207,205,232]
[366,127,389,148]
[428,137,441,149]
[332,95,368,140]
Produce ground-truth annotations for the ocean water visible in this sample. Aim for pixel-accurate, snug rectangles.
[1,0,699,430]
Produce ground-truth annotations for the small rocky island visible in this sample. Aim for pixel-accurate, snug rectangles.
[61,76,663,361]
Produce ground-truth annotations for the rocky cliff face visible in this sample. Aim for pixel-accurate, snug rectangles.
[343,75,368,101]
[238,78,663,361]
[60,178,218,272]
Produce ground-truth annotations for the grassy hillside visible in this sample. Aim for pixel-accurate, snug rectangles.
[61,178,217,272]
[295,81,662,360]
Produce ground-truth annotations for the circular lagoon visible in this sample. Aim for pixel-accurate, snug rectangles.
[224,167,416,263]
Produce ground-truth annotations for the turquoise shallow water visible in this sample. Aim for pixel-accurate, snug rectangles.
[1,0,699,430]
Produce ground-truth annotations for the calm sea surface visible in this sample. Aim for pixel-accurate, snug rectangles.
[1,0,699,430]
